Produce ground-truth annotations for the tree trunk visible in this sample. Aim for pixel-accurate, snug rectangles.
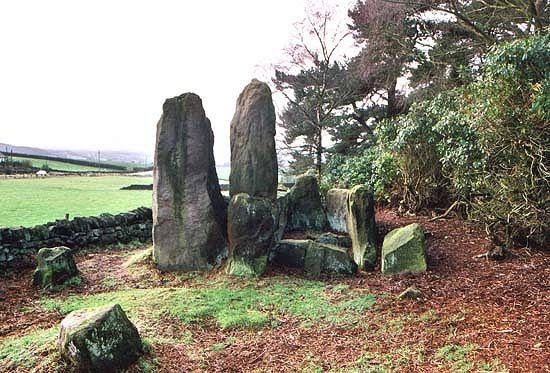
[316,128,322,178]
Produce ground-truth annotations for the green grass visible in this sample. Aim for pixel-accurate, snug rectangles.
[0,276,375,370]
[12,156,108,172]
[39,276,376,330]
[435,343,475,372]
[0,327,59,369]
[0,176,152,227]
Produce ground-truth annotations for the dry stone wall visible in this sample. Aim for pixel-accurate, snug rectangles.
[0,207,152,269]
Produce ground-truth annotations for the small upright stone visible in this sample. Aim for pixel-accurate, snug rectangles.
[32,247,79,288]
[153,93,227,271]
[382,223,427,275]
[58,304,142,372]
[326,188,350,233]
[229,79,278,199]
[286,173,327,232]
[226,193,274,277]
[347,185,377,269]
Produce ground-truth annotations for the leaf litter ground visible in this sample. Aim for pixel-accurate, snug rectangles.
[0,208,548,372]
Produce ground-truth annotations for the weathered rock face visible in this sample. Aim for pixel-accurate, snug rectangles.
[347,185,377,270]
[32,247,79,288]
[273,194,289,242]
[326,189,350,233]
[226,193,274,277]
[58,304,142,372]
[270,239,357,276]
[381,223,427,275]
[153,93,227,271]
[229,79,277,199]
[286,174,327,232]
[316,232,352,249]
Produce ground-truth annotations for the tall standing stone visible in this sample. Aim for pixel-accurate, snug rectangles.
[227,80,278,276]
[229,79,278,199]
[153,93,227,271]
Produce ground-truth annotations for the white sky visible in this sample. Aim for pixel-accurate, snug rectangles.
[0,0,335,163]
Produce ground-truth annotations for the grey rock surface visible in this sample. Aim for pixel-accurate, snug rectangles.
[58,303,142,372]
[153,93,227,271]
[229,79,278,199]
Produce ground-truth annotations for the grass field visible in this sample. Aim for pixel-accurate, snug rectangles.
[0,176,152,227]
[11,156,106,172]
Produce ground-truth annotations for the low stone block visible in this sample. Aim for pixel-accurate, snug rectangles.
[226,193,274,277]
[270,239,357,276]
[58,304,142,372]
[32,246,79,288]
[381,223,427,275]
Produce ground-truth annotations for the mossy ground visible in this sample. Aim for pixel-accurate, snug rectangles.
[0,253,504,372]
[4,203,542,373]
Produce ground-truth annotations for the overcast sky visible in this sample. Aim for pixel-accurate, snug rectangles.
[0,0,355,163]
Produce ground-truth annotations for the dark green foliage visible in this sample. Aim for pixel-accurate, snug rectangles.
[466,34,550,247]
[323,147,399,202]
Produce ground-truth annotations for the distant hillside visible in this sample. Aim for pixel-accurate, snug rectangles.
[0,143,152,165]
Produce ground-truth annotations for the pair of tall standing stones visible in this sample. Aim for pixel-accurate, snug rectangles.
[152,79,278,274]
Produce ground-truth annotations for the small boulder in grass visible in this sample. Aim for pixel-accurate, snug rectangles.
[58,303,142,373]
[32,246,79,288]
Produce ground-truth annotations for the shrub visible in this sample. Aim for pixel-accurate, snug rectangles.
[323,146,399,202]
[466,33,550,247]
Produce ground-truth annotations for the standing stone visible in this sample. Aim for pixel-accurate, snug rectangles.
[229,79,278,199]
[381,223,427,274]
[153,93,227,271]
[347,185,377,269]
[326,188,350,233]
[286,173,327,232]
[226,193,274,277]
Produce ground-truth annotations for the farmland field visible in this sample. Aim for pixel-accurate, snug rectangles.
[0,176,152,227]
[11,156,106,172]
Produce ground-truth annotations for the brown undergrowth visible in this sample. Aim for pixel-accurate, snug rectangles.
[0,209,548,372]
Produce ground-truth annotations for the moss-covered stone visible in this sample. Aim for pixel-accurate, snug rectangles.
[32,247,79,289]
[226,194,274,277]
[315,232,352,248]
[225,256,268,278]
[347,185,377,270]
[303,244,324,277]
[58,303,142,372]
[285,174,327,232]
[322,244,357,275]
[269,239,357,277]
[326,188,350,233]
[269,239,308,268]
[381,223,427,275]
